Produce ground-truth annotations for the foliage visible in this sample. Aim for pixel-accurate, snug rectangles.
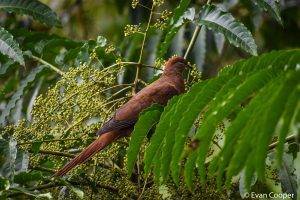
[252,0,282,25]
[0,27,24,65]
[197,4,257,55]
[0,137,52,199]
[127,104,163,176]
[0,65,44,125]
[0,0,61,27]
[0,0,299,199]
[128,49,300,191]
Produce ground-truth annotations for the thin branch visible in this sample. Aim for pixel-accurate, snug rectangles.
[30,165,56,173]
[18,138,81,146]
[29,149,75,158]
[268,134,297,150]
[31,55,65,76]
[107,86,132,101]
[104,62,161,72]
[63,96,130,134]
[184,26,201,59]
[138,3,151,10]
[138,174,149,200]
[8,180,118,198]
[133,3,155,94]
[51,83,132,113]
[137,79,148,86]
[212,139,222,150]
[184,0,211,81]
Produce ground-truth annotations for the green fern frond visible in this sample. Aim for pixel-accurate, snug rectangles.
[225,75,283,186]
[153,149,163,184]
[197,5,257,55]
[184,150,198,190]
[0,0,61,27]
[143,96,181,174]
[276,88,299,165]
[215,74,281,187]
[127,105,163,176]
[0,65,44,125]
[252,0,282,25]
[255,71,299,179]
[171,76,228,185]
[195,68,280,182]
[0,27,24,65]
[159,81,206,182]
[220,50,298,76]
[130,49,300,190]
[0,60,14,75]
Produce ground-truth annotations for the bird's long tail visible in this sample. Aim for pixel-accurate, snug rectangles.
[55,131,120,176]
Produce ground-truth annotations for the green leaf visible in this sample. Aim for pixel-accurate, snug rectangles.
[0,0,61,27]
[223,74,284,187]
[0,177,10,191]
[239,169,257,198]
[127,105,163,176]
[140,49,300,189]
[170,0,191,25]
[255,71,298,179]
[154,149,163,184]
[0,27,24,65]
[159,81,206,182]
[157,0,193,59]
[14,171,42,185]
[220,50,300,76]
[171,76,229,185]
[0,60,14,75]
[197,5,257,56]
[276,88,299,165]
[30,141,42,155]
[253,0,282,25]
[196,68,280,182]
[0,138,17,178]
[143,96,181,174]
[184,151,197,190]
[14,150,29,173]
[0,74,18,100]
[0,65,44,125]
[10,186,52,199]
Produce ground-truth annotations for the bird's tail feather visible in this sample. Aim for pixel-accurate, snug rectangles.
[55,131,120,176]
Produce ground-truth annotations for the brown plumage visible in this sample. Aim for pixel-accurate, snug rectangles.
[55,56,187,176]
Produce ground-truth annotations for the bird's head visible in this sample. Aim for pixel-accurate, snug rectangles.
[163,56,188,76]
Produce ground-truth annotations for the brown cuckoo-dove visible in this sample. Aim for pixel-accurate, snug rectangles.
[55,56,187,176]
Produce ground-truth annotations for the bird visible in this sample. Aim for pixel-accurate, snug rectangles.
[55,56,188,176]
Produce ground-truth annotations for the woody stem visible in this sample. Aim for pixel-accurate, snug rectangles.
[185,0,212,59]
[133,3,155,94]
[184,25,201,59]
[31,55,65,76]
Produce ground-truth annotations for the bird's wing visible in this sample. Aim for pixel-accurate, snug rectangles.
[114,79,181,121]
[96,117,137,136]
